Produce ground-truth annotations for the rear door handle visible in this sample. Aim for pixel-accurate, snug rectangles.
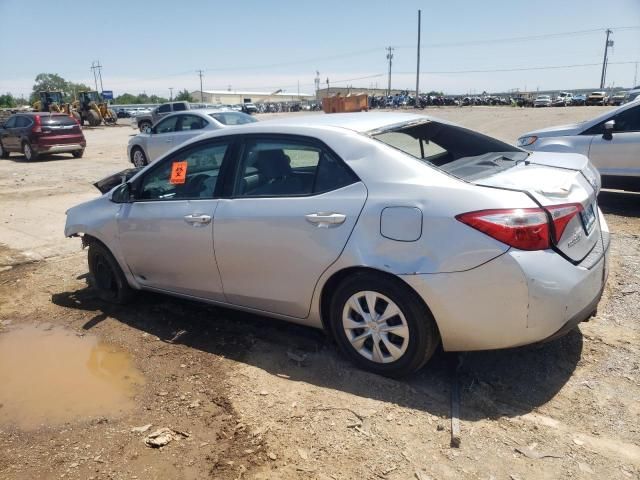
[184,214,212,226]
[305,212,346,228]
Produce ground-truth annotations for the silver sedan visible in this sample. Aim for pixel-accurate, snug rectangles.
[127,109,256,167]
[518,99,640,191]
[66,113,609,376]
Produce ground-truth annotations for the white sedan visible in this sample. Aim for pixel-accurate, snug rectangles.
[127,110,257,166]
[518,99,640,191]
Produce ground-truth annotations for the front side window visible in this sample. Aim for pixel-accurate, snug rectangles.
[155,116,179,134]
[614,105,640,132]
[137,142,229,201]
[234,137,357,197]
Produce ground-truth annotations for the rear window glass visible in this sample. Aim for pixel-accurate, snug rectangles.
[372,121,528,181]
[209,112,257,125]
[40,115,76,126]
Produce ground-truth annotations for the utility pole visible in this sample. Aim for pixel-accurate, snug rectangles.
[600,29,613,89]
[197,69,204,102]
[314,70,320,104]
[386,46,394,97]
[169,87,174,101]
[634,62,638,87]
[415,10,421,106]
[90,61,98,92]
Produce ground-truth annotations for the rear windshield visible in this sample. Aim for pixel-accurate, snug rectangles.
[40,115,76,126]
[372,121,528,181]
[209,112,257,125]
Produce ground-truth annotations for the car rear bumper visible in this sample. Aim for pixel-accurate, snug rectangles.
[400,216,610,351]
[36,142,85,154]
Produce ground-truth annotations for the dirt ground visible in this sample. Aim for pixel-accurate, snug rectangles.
[0,106,638,480]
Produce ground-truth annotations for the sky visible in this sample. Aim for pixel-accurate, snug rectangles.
[1,0,639,98]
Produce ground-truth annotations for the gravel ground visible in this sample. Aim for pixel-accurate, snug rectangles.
[0,106,638,480]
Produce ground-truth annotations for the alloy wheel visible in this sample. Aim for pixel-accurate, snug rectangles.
[132,149,146,167]
[342,291,410,364]
[23,143,32,160]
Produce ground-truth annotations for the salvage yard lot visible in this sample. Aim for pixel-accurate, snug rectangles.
[0,106,639,480]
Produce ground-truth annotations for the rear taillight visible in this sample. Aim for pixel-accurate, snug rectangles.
[546,203,583,241]
[32,115,42,133]
[456,208,550,250]
[456,203,584,251]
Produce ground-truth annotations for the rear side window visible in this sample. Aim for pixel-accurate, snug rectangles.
[173,103,187,112]
[177,115,206,131]
[234,138,357,197]
[16,116,31,128]
[157,104,171,113]
[4,116,17,128]
[209,112,257,125]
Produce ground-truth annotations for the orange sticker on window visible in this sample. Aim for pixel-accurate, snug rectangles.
[170,161,188,184]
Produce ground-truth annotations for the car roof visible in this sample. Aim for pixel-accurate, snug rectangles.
[256,112,434,134]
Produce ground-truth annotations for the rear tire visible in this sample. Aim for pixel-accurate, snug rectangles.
[72,150,84,158]
[88,110,101,126]
[131,147,148,167]
[87,241,135,304]
[22,141,38,161]
[0,141,9,159]
[329,272,440,377]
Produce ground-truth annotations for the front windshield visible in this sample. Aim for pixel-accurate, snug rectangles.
[209,112,257,125]
[372,121,528,181]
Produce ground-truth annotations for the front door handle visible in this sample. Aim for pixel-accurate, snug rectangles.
[305,212,346,228]
[184,214,212,225]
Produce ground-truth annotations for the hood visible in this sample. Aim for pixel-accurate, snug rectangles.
[520,122,584,138]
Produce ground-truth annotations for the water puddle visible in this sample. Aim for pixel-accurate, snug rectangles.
[0,323,144,429]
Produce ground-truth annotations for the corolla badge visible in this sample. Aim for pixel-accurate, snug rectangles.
[567,230,582,248]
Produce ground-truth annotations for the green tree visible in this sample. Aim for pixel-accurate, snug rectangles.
[175,89,193,102]
[0,93,17,108]
[31,73,91,103]
[114,93,140,104]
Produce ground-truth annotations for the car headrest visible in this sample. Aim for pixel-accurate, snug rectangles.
[255,149,291,179]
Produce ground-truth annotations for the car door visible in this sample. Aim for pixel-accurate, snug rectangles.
[117,138,235,300]
[146,115,180,161]
[588,104,640,177]
[213,135,367,318]
[1,116,18,150]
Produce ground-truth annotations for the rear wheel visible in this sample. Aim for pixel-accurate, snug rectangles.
[87,241,135,304]
[0,141,9,159]
[22,141,38,161]
[88,110,101,126]
[329,272,440,377]
[131,147,148,167]
[72,150,84,158]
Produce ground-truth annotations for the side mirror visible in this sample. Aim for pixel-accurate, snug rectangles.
[111,182,133,203]
[603,119,615,140]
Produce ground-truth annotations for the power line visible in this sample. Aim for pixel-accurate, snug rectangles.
[395,60,638,75]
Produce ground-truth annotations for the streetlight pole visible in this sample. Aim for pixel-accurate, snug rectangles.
[169,87,174,101]
[415,10,421,106]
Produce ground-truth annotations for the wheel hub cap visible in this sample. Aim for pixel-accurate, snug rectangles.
[342,291,409,364]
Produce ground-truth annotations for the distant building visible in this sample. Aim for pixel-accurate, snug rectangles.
[191,89,313,105]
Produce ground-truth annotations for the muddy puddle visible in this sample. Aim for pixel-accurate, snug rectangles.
[0,323,144,429]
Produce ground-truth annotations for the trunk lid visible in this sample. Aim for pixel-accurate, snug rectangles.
[473,151,600,262]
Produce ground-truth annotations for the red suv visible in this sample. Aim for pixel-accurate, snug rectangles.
[0,112,86,161]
